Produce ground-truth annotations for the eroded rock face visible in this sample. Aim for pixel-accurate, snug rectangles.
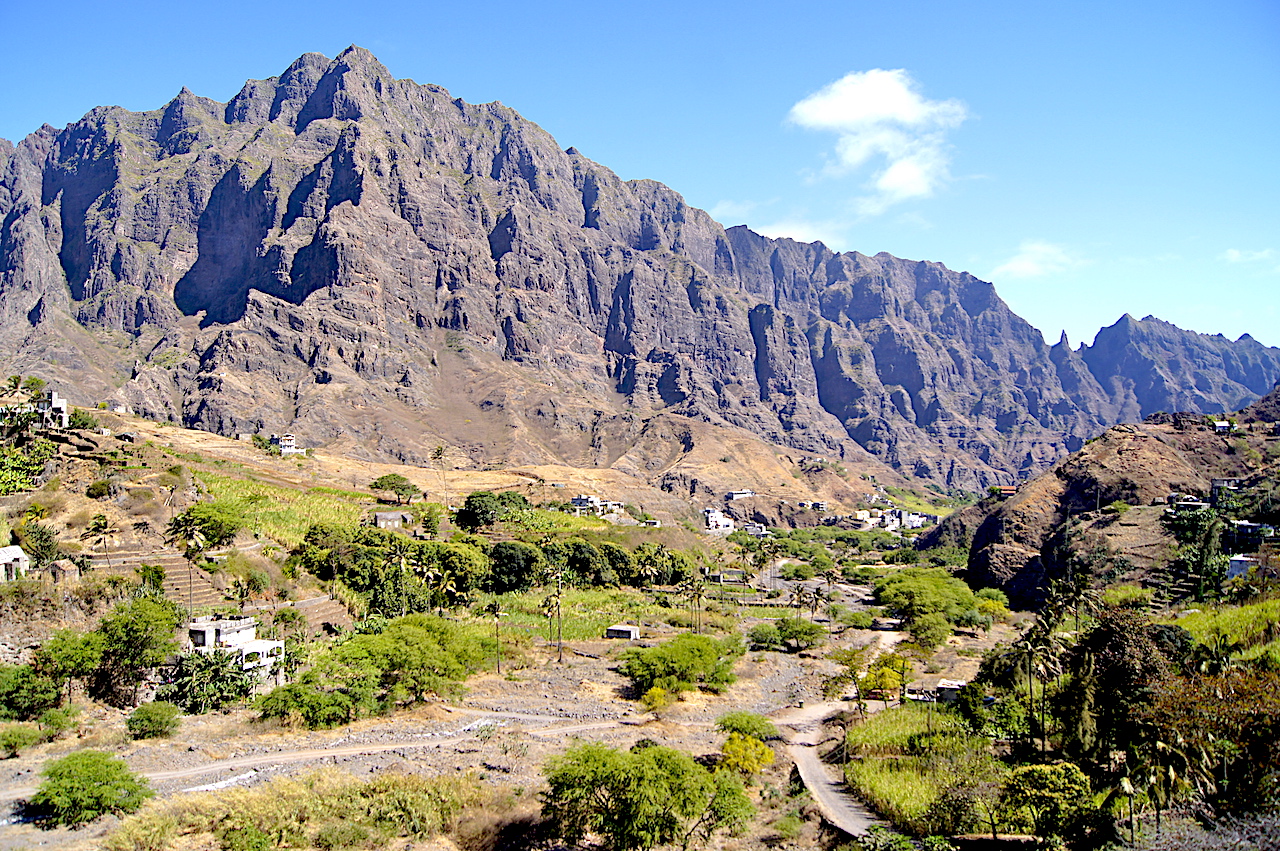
[2,48,1279,487]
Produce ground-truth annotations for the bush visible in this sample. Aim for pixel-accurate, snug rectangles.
[747,622,783,651]
[37,706,80,741]
[619,634,742,696]
[0,723,40,758]
[31,750,153,826]
[641,686,673,713]
[720,732,774,777]
[127,701,181,739]
[86,480,112,499]
[777,616,825,652]
[716,711,778,741]
[0,663,61,720]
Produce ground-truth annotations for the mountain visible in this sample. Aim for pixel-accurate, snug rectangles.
[925,400,1280,607]
[2,47,1279,491]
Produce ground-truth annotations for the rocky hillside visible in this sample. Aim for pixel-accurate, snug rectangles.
[2,47,1279,490]
[927,408,1280,607]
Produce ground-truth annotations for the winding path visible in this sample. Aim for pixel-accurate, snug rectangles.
[772,701,884,837]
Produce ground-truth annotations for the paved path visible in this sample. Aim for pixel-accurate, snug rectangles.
[773,701,884,838]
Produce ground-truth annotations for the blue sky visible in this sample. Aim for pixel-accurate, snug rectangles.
[2,0,1276,346]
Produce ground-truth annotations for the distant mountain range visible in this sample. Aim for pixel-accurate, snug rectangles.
[2,47,1278,489]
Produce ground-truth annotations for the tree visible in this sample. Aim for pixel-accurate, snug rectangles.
[454,490,504,531]
[156,650,256,714]
[81,514,117,571]
[619,634,742,697]
[542,741,753,851]
[92,598,182,706]
[486,541,543,593]
[776,616,825,652]
[34,630,103,703]
[999,762,1093,840]
[30,750,153,827]
[370,473,417,505]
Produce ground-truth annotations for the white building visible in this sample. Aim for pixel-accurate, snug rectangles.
[0,546,30,582]
[703,508,735,533]
[186,616,283,676]
[1228,555,1259,580]
[269,433,307,456]
[36,389,69,429]
[725,490,756,501]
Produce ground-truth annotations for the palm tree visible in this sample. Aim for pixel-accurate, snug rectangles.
[679,575,707,633]
[166,513,209,617]
[81,513,117,571]
[481,599,504,674]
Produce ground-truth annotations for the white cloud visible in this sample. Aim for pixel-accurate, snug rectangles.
[1221,248,1276,264]
[993,240,1078,279]
[708,200,759,223]
[750,218,849,250]
[788,69,967,214]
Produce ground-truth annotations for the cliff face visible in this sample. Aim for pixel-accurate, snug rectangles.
[2,48,1278,488]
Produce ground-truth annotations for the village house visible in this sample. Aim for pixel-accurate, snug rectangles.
[1228,555,1259,580]
[725,489,755,501]
[269,433,307,456]
[35,389,69,429]
[371,511,414,531]
[741,522,770,538]
[186,615,283,677]
[0,545,30,582]
[604,624,641,640]
[703,507,735,533]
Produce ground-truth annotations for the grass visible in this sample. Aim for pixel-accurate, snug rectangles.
[106,769,492,851]
[1169,597,1280,663]
[197,471,368,548]
[497,587,672,642]
[843,704,1001,836]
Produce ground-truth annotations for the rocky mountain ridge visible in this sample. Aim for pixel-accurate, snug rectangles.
[2,47,1279,490]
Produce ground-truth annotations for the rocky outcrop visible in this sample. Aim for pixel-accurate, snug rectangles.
[2,48,1279,490]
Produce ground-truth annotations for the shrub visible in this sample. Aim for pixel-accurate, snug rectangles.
[86,480,112,499]
[0,663,61,720]
[641,687,673,713]
[721,732,774,777]
[716,711,778,741]
[776,616,825,652]
[127,701,181,739]
[747,622,783,651]
[618,634,743,696]
[37,706,80,741]
[31,750,153,826]
[0,723,40,758]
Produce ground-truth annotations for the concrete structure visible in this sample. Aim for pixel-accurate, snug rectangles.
[36,389,69,429]
[372,511,413,530]
[703,507,735,533]
[725,490,755,501]
[742,522,770,538]
[0,546,30,582]
[186,615,283,676]
[269,433,307,456]
[604,624,641,640]
[1228,555,1259,580]
[936,679,967,703]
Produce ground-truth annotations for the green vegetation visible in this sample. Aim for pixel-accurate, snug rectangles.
[715,711,778,741]
[619,634,743,697]
[108,768,486,851]
[258,614,492,729]
[0,437,56,495]
[31,750,153,827]
[156,650,257,714]
[198,472,366,547]
[126,701,181,739]
[370,473,418,504]
[845,704,1006,836]
[542,741,753,851]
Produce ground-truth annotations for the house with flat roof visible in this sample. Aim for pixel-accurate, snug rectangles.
[186,615,283,676]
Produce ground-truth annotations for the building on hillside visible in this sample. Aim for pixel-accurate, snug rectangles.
[936,680,968,704]
[45,558,81,584]
[742,522,770,538]
[703,508,735,533]
[1213,420,1235,434]
[371,511,414,531]
[36,389,69,429]
[604,624,641,640]
[186,615,283,676]
[642,519,662,528]
[1228,555,1259,580]
[0,546,30,582]
[269,433,307,456]
[571,494,603,514]
[725,490,755,501]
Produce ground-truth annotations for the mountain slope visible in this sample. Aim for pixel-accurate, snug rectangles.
[2,48,1278,489]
